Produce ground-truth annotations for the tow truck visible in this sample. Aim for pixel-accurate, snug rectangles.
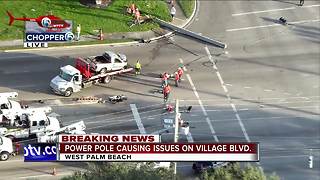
[0,136,14,161]
[50,58,133,96]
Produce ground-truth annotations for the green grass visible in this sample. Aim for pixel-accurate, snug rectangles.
[0,0,171,40]
[177,0,195,18]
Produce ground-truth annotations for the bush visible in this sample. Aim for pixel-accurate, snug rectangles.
[203,163,280,180]
[62,162,177,180]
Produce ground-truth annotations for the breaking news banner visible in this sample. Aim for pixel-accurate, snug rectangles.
[23,135,259,162]
[58,134,160,143]
[58,143,259,162]
[24,143,57,162]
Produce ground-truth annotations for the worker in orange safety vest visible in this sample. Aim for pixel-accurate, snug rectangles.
[174,72,179,87]
[161,72,170,87]
[163,84,171,102]
[177,67,183,82]
[130,3,136,14]
[134,8,141,24]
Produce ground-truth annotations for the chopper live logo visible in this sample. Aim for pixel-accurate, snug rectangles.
[7,11,74,48]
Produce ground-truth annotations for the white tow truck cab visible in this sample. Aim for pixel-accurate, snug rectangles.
[0,136,14,161]
[37,120,86,143]
[50,56,133,97]
[0,110,60,140]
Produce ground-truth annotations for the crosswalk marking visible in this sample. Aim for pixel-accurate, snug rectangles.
[130,104,146,134]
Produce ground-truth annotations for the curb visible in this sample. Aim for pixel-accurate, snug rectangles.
[3,0,198,52]
[149,0,198,42]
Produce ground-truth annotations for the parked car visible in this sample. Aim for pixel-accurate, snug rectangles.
[192,161,231,173]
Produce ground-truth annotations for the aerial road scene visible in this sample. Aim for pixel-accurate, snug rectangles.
[0,0,319,180]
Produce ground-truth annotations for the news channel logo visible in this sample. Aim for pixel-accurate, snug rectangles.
[25,32,74,42]
[25,20,73,42]
[24,144,57,162]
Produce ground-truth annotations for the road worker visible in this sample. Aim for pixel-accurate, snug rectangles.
[174,72,179,87]
[163,84,171,102]
[161,72,170,87]
[134,8,141,24]
[76,24,81,41]
[130,3,136,14]
[177,67,183,82]
[135,60,141,75]
[166,104,174,112]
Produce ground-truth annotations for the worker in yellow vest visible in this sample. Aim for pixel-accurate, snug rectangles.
[135,60,141,75]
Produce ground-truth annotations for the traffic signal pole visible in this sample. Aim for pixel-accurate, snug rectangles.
[173,99,179,176]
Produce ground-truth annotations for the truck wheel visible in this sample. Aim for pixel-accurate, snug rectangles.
[64,88,73,97]
[0,152,10,161]
[103,76,112,84]
[100,68,108,74]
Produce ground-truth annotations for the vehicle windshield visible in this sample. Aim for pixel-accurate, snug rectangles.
[59,70,73,82]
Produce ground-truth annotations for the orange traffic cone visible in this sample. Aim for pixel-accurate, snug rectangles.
[52,167,57,176]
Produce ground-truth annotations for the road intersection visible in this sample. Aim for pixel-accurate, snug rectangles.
[0,1,319,179]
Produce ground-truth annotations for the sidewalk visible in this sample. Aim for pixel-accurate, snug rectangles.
[0,1,190,49]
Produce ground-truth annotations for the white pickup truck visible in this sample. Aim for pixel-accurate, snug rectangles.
[0,110,60,140]
[85,51,127,74]
[0,136,14,161]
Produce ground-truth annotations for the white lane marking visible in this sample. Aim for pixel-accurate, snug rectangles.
[227,19,320,32]
[262,154,308,159]
[179,58,187,72]
[232,5,320,16]
[181,58,219,142]
[302,4,320,8]
[186,73,219,142]
[228,24,282,32]
[130,104,146,134]
[264,89,273,92]
[232,7,295,16]
[225,83,232,86]
[244,86,252,89]
[205,46,251,142]
[186,132,194,142]
[262,105,319,110]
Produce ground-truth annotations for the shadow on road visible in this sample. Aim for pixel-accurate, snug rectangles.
[272,0,299,6]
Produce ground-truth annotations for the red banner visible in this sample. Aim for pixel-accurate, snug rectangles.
[59,143,258,154]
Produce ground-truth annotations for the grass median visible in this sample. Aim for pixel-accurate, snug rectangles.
[177,0,195,18]
[0,0,171,40]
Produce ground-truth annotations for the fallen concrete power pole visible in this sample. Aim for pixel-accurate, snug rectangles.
[154,18,227,49]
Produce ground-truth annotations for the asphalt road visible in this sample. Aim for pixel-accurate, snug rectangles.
[0,1,320,180]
